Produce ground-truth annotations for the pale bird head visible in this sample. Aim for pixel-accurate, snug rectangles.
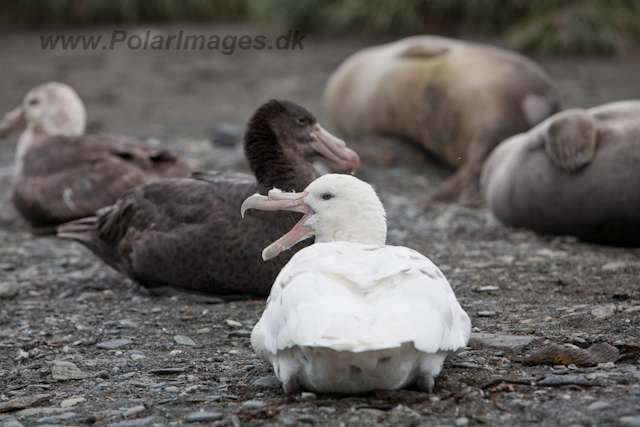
[0,82,86,139]
[242,173,387,260]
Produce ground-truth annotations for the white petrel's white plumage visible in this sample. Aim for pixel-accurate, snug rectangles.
[242,174,471,394]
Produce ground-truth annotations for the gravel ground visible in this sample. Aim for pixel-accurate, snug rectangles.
[1,24,640,427]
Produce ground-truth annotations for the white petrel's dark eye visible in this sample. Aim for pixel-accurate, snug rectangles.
[322,193,333,201]
[29,98,40,106]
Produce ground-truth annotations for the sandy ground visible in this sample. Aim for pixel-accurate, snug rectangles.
[0,23,639,427]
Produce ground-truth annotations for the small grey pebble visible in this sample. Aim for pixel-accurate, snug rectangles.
[122,405,146,418]
[174,335,196,347]
[301,392,316,401]
[212,123,242,147]
[0,418,25,427]
[92,371,110,379]
[36,412,76,424]
[477,311,497,317]
[120,372,136,380]
[295,415,323,423]
[106,415,164,427]
[0,281,20,299]
[7,391,26,397]
[51,361,88,381]
[253,376,282,388]
[241,400,266,409]
[97,339,133,350]
[619,415,640,426]
[587,401,612,412]
[186,412,223,423]
[539,375,586,385]
[149,368,186,375]
[118,319,138,328]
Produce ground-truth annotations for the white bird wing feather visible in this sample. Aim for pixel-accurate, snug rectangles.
[252,242,471,357]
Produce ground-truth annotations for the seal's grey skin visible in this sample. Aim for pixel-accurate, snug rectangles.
[481,101,640,247]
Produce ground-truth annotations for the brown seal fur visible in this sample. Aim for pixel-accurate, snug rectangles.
[324,36,561,204]
[481,101,640,247]
[57,100,360,296]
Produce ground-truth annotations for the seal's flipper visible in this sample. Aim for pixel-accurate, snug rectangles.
[544,110,597,172]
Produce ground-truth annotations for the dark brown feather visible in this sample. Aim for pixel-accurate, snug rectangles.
[58,100,339,296]
[13,133,191,228]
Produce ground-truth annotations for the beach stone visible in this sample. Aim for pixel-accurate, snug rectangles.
[620,415,640,427]
[477,311,497,317]
[592,305,616,317]
[15,408,69,417]
[92,370,110,379]
[228,330,251,338]
[598,362,616,369]
[212,122,242,147]
[51,361,88,381]
[0,419,24,427]
[539,375,587,385]
[468,332,536,353]
[475,286,500,292]
[587,401,612,411]
[0,281,19,299]
[106,416,163,427]
[225,319,243,327]
[60,397,85,408]
[97,339,133,349]
[241,400,266,409]
[0,394,51,413]
[149,368,185,375]
[186,412,223,423]
[118,319,138,328]
[174,335,196,346]
[36,412,76,423]
[601,262,626,271]
[122,405,146,417]
[120,372,136,380]
[253,376,282,388]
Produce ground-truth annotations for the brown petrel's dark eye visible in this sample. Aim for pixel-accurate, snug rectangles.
[322,193,333,201]
[297,116,307,124]
[29,98,40,106]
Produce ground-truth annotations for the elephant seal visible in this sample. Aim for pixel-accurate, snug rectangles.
[324,36,561,204]
[481,101,640,247]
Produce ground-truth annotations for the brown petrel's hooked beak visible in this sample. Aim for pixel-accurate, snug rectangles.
[310,124,360,173]
[241,189,315,261]
[241,189,308,218]
[0,106,26,138]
